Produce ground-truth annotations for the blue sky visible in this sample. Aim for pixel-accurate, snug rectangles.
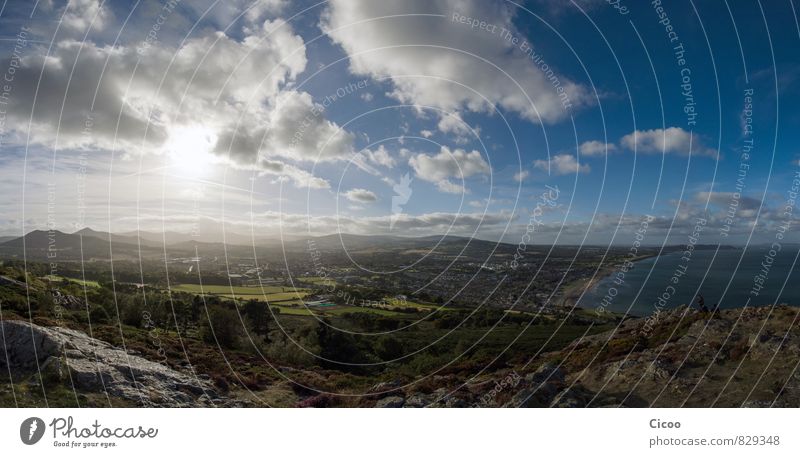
[0,0,799,245]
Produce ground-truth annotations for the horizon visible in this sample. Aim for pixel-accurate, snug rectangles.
[0,226,775,249]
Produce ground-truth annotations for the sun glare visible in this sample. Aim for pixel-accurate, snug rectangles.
[165,125,218,178]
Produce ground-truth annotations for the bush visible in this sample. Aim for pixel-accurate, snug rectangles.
[201,306,242,349]
[375,335,404,361]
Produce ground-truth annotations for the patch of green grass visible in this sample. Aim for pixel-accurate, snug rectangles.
[325,306,403,317]
[296,277,336,286]
[271,306,314,316]
[384,297,437,310]
[171,284,305,295]
[45,275,101,288]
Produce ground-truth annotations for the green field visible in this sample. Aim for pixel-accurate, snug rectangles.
[215,291,309,302]
[168,283,416,318]
[324,306,403,316]
[295,276,336,286]
[384,297,438,310]
[270,306,314,316]
[171,284,300,295]
[45,275,101,288]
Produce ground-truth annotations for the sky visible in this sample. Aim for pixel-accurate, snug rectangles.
[0,0,799,246]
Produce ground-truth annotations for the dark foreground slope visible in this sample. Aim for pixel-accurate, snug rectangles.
[3,305,799,407]
[454,305,800,407]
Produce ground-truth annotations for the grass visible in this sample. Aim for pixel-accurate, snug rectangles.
[324,306,404,317]
[44,275,101,288]
[269,304,406,317]
[271,306,314,316]
[384,297,438,310]
[215,291,310,302]
[296,276,336,286]
[171,284,305,295]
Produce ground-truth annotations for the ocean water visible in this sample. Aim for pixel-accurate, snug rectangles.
[578,247,800,317]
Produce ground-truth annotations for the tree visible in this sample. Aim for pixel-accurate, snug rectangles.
[201,306,241,349]
[243,299,270,340]
[316,318,363,369]
[375,335,404,361]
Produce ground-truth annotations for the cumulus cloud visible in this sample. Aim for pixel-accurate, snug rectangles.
[695,191,762,211]
[579,140,616,156]
[343,188,378,203]
[409,146,490,193]
[61,0,112,34]
[321,0,590,124]
[257,160,331,189]
[240,90,355,163]
[620,127,717,157]
[533,154,589,175]
[1,21,306,151]
[360,145,397,168]
[513,170,530,182]
[0,16,361,189]
[437,112,479,143]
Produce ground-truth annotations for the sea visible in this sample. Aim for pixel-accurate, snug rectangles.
[578,246,800,317]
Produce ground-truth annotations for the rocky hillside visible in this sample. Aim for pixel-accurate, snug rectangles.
[0,320,229,406]
[372,304,800,408]
[555,304,800,407]
[3,304,800,408]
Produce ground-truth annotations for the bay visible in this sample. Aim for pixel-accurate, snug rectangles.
[579,246,800,317]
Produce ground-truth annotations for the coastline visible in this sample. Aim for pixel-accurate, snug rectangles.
[559,253,659,313]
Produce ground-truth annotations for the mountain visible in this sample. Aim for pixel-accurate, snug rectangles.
[0,229,167,261]
[75,228,166,248]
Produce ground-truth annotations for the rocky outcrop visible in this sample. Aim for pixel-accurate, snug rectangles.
[378,305,800,408]
[50,290,83,310]
[0,320,222,406]
[375,395,405,408]
[557,305,800,407]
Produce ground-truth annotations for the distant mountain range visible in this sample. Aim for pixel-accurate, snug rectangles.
[0,227,746,262]
[0,228,503,261]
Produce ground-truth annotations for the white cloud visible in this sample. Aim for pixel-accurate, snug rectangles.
[620,127,717,157]
[513,170,530,182]
[420,129,434,138]
[61,0,112,33]
[343,188,378,203]
[437,112,479,142]
[409,146,490,193]
[2,21,307,155]
[256,90,355,162]
[436,180,466,194]
[695,191,761,211]
[579,140,617,156]
[321,0,590,124]
[361,145,397,168]
[533,154,589,175]
[257,160,330,189]
[0,17,362,190]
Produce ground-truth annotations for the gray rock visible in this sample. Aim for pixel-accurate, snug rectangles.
[526,363,565,385]
[0,320,219,406]
[405,393,431,408]
[445,397,467,408]
[375,396,405,408]
[550,388,587,408]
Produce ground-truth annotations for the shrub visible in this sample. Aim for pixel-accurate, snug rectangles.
[201,306,241,349]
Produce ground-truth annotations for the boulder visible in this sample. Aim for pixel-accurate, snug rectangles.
[0,320,219,406]
[375,396,405,408]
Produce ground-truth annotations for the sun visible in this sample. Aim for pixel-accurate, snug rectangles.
[165,125,218,178]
